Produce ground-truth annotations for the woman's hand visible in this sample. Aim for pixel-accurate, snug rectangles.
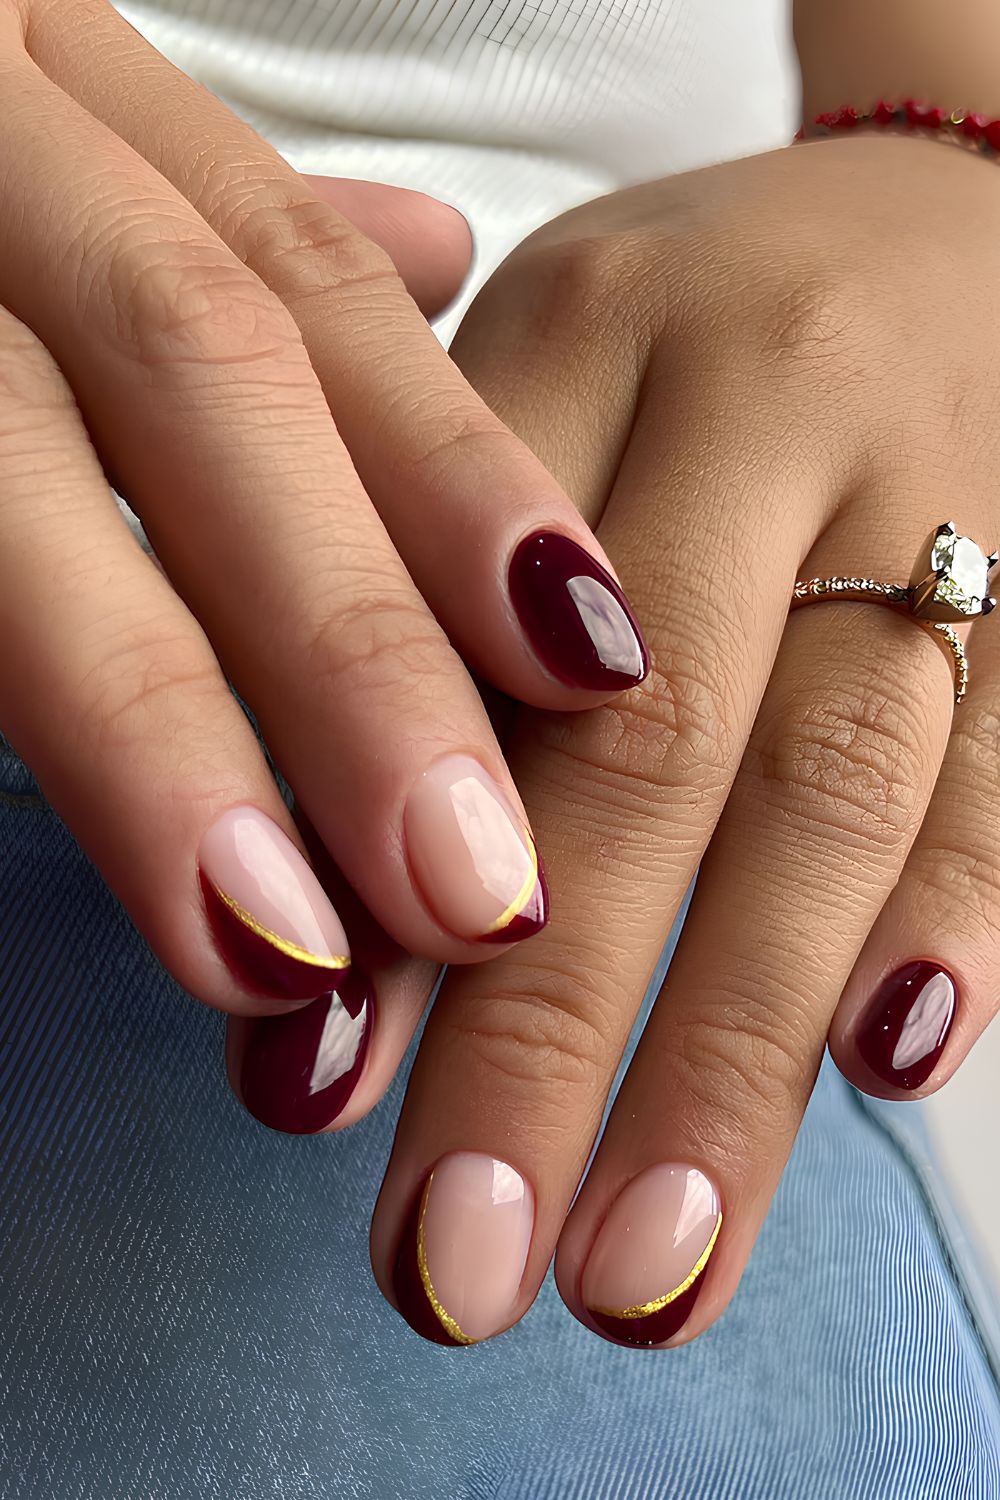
[0,0,649,1016]
[340,133,999,1346]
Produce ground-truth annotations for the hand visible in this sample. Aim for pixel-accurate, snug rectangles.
[343,133,997,1346]
[0,0,649,1020]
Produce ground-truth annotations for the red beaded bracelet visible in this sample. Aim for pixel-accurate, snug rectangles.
[795,99,1000,154]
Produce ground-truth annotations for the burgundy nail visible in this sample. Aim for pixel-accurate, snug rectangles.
[198,807,350,1002]
[508,531,649,691]
[856,961,957,1091]
[238,969,374,1133]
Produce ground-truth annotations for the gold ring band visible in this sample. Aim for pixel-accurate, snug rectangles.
[792,523,997,706]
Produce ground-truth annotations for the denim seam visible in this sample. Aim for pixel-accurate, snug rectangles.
[848,1083,1000,1400]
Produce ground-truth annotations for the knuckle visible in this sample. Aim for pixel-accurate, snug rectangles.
[670,994,816,1142]
[232,194,403,302]
[300,583,451,704]
[483,231,645,344]
[445,974,618,1122]
[536,651,737,818]
[76,614,223,758]
[95,225,307,372]
[754,272,860,374]
[907,838,1000,929]
[746,685,928,848]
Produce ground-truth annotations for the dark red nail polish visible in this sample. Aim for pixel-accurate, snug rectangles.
[238,969,374,1133]
[587,1275,709,1348]
[508,531,649,691]
[476,857,550,945]
[199,869,349,1002]
[856,961,956,1091]
[391,1177,465,1347]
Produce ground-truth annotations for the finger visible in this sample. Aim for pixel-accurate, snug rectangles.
[0,301,360,1017]
[829,572,1000,1097]
[301,175,472,318]
[225,806,440,1133]
[365,392,839,1342]
[555,510,961,1349]
[0,47,548,963]
[27,0,649,707]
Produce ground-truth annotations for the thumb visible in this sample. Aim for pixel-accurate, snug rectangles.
[302,175,473,319]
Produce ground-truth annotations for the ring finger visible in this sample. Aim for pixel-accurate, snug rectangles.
[556,506,967,1347]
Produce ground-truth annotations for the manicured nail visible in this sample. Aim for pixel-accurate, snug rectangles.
[404,755,548,943]
[581,1164,722,1347]
[199,805,351,1000]
[238,968,374,1133]
[856,961,957,1091]
[508,531,649,691]
[393,1154,534,1346]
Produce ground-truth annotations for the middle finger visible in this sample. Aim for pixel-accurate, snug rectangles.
[0,46,544,963]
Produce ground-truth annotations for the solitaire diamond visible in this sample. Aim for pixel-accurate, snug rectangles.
[929,527,991,616]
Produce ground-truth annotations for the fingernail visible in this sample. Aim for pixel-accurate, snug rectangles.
[393,1154,534,1345]
[581,1164,722,1347]
[404,755,548,943]
[856,961,957,1091]
[238,968,374,1133]
[508,531,649,691]
[199,806,351,1000]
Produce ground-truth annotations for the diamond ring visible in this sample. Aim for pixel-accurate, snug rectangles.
[792,523,997,704]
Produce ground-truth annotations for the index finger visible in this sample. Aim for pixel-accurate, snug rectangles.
[29,0,650,709]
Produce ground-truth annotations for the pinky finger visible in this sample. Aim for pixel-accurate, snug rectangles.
[829,625,1000,1098]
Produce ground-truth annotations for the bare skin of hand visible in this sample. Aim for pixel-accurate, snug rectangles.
[0,0,650,1033]
[236,133,1000,1347]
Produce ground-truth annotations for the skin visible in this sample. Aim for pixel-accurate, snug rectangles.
[0,0,634,1022]
[351,131,1000,1347]
[3,0,998,1348]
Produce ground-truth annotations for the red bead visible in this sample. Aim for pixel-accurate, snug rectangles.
[985,118,1000,151]
[793,125,805,142]
[829,105,859,129]
[814,111,837,129]
[904,100,945,128]
[960,112,988,139]
[872,99,897,125]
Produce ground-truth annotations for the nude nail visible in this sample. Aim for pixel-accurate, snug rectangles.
[403,755,548,943]
[582,1163,722,1347]
[198,805,350,1000]
[393,1153,534,1345]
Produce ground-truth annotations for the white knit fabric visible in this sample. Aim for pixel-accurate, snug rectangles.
[118,0,798,331]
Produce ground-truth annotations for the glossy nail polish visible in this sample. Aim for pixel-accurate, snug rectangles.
[508,531,649,691]
[581,1164,722,1347]
[856,961,957,1091]
[404,755,548,944]
[199,806,351,1000]
[393,1154,534,1346]
[238,968,374,1133]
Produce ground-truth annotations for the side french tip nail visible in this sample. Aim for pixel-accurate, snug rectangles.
[199,805,351,1000]
[581,1164,722,1347]
[238,968,375,1134]
[856,960,957,1091]
[392,1154,534,1346]
[404,755,548,944]
[508,530,650,692]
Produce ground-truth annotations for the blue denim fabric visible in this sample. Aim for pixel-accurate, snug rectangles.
[0,731,998,1500]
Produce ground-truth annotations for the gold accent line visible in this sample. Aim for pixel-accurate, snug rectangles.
[591,1211,723,1321]
[211,884,350,970]
[483,830,540,936]
[415,1175,477,1346]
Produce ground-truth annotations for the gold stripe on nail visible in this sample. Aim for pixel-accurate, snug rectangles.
[483,829,539,936]
[211,884,350,970]
[590,1211,723,1320]
[416,1174,477,1346]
